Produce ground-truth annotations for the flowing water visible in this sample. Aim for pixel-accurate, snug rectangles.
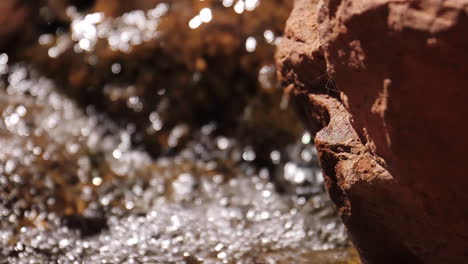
[0,1,359,263]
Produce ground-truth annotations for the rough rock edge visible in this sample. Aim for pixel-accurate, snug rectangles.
[277,0,468,263]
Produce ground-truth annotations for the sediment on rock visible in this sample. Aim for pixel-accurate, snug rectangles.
[277,0,468,263]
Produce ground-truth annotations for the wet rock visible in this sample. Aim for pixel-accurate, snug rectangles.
[278,0,468,263]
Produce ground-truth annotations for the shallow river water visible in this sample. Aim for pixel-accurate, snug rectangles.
[0,1,359,263]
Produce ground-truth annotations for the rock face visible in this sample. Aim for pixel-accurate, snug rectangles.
[277,0,468,263]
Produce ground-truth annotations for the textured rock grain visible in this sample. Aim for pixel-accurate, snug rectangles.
[277,0,468,263]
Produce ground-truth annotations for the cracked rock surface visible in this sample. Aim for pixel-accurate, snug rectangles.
[277,0,468,263]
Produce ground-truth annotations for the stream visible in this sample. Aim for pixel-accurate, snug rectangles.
[0,1,359,263]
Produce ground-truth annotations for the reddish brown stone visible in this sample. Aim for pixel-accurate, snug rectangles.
[277,0,468,263]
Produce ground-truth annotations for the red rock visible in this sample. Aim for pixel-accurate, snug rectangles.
[277,0,468,263]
